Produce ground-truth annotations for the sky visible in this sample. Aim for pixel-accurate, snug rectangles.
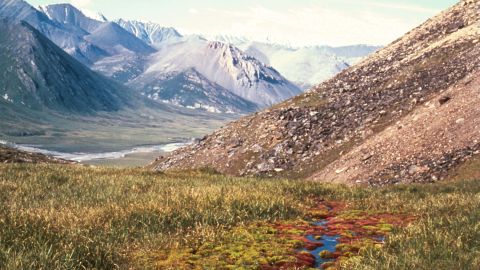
[27,0,459,46]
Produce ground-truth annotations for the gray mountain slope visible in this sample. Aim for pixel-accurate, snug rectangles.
[135,68,259,113]
[0,20,134,113]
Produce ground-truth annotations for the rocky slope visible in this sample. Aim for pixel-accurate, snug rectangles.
[152,0,480,185]
[137,68,259,114]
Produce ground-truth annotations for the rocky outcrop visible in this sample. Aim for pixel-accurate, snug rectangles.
[152,0,480,185]
[0,145,74,164]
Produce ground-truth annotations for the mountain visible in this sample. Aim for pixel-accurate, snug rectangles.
[208,35,379,89]
[240,42,381,89]
[84,21,156,55]
[0,0,108,65]
[132,37,302,108]
[0,1,312,113]
[327,45,383,65]
[152,0,480,186]
[0,20,133,113]
[0,0,56,30]
[38,4,156,56]
[242,42,351,89]
[208,34,251,46]
[138,68,259,113]
[0,0,373,114]
[0,1,156,65]
[0,18,239,152]
[79,8,108,22]
[29,2,296,112]
[115,19,183,46]
[38,4,104,33]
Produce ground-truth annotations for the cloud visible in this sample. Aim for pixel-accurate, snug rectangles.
[362,1,441,14]
[195,5,423,46]
[188,8,199,14]
[71,0,92,8]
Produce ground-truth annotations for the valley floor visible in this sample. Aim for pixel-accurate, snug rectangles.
[0,163,479,269]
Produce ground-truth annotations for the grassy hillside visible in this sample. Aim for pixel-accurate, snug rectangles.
[0,164,478,269]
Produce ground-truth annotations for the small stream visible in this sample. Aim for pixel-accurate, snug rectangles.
[301,206,386,268]
[302,219,340,268]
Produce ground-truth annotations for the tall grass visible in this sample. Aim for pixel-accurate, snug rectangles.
[0,164,333,269]
[344,181,480,270]
[0,164,478,269]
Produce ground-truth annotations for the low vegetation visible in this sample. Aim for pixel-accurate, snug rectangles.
[0,164,478,269]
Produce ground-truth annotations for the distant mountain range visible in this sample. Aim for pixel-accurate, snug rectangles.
[211,35,381,89]
[115,19,183,46]
[0,0,379,118]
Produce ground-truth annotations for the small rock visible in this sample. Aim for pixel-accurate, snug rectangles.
[439,96,451,105]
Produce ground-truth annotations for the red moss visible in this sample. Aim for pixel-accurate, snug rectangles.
[266,200,415,269]
[320,261,336,269]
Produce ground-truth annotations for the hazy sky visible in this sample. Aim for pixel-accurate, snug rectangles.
[27,0,458,46]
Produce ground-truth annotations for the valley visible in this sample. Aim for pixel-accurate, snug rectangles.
[0,107,234,166]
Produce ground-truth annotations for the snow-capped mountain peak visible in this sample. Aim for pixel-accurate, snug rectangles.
[115,19,182,46]
[207,34,251,47]
[80,8,108,22]
[37,4,104,33]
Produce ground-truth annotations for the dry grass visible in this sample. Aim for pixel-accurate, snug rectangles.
[0,164,478,269]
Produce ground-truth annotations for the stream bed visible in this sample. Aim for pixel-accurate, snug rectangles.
[271,201,408,269]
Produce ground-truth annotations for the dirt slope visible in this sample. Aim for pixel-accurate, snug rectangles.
[0,145,73,164]
[311,73,480,185]
[152,0,480,185]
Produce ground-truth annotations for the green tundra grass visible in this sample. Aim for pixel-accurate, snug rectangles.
[0,163,478,269]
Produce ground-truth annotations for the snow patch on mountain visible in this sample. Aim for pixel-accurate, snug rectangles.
[115,19,182,46]
[80,8,108,22]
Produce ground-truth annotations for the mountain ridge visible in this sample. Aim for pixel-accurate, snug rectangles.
[115,19,183,46]
[0,20,134,114]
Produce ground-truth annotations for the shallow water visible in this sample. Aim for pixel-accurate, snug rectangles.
[0,140,187,164]
[303,217,340,268]
[304,216,386,268]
